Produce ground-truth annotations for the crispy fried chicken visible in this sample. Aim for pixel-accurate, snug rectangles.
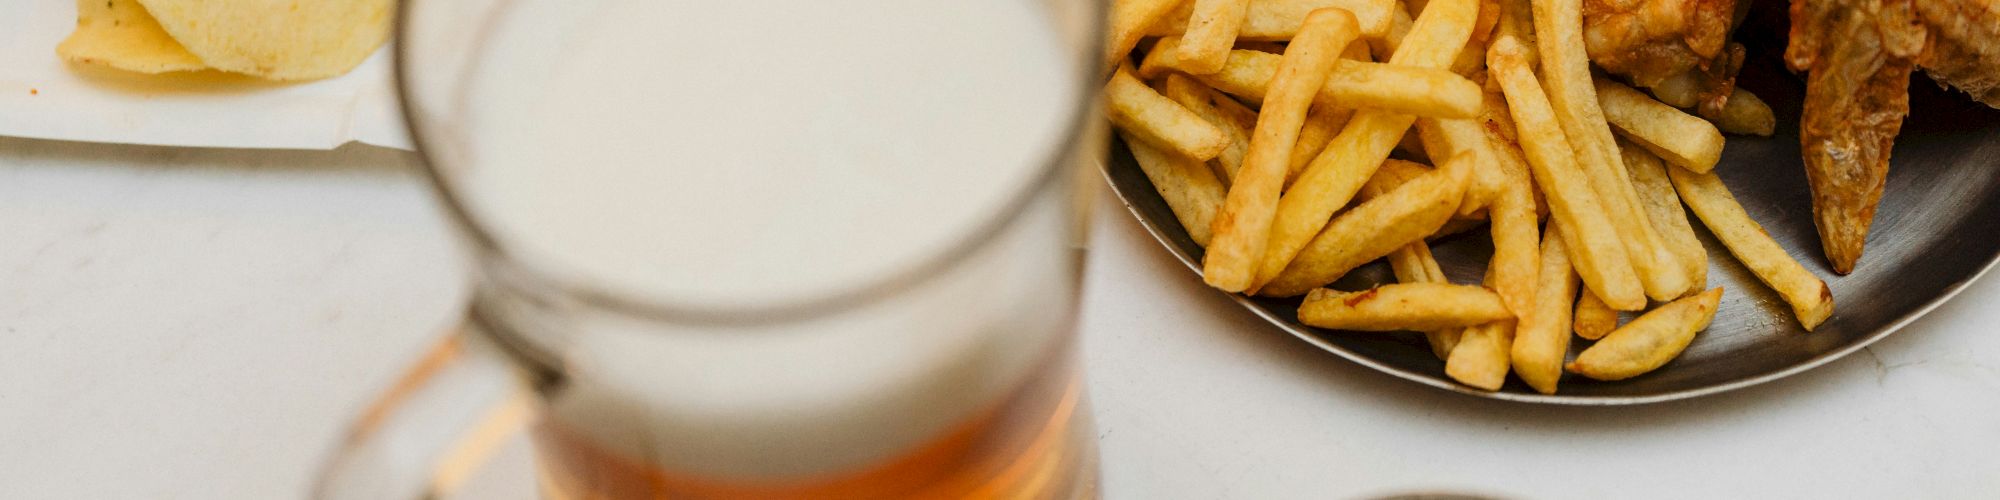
[1785,0,1927,275]
[1914,0,2000,107]
[1582,0,1741,87]
[1785,0,1999,274]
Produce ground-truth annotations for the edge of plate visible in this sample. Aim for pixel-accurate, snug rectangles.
[1097,159,2000,406]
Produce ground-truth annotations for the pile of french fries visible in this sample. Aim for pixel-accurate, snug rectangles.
[1105,0,1832,393]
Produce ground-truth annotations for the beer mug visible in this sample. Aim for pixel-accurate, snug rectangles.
[315,0,1105,498]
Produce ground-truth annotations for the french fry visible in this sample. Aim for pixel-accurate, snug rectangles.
[1447,159,1543,390]
[1487,36,1645,310]
[1477,87,1518,143]
[1363,159,1464,358]
[1208,88,1263,183]
[1490,0,1536,72]
[1107,0,1189,72]
[1178,0,1254,74]
[1362,158,1434,197]
[1204,9,1361,291]
[1529,0,1688,304]
[1484,151,1541,317]
[1150,0,1397,41]
[1325,61,1483,118]
[1259,152,1471,297]
[1385,241,1465,358]
[1207,87,1261,131]
[1667,167,1835,331]
[1714,88,1775,137]
[1122,131,1230,246]
[1362,158,1491,241]
[1371,0,1415,60]
[1300,283,1514,331]
[1161,74,1252,185]
[1622,139,1708,291]
[1416,117,1506,215]
[1647,70,1701,108]
[1143,43,1483,118]
[1568,287,1724,381]
[1106,65,1230,162]
[1572,290,1618,340]
[1509,222,1578,393]
[1447,320,1515,390]
[1288,106,1356,185]
[1252,0,1478,291]
[1594,77,1726,173]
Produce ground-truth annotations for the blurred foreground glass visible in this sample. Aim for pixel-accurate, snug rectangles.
[316,1,1105,498]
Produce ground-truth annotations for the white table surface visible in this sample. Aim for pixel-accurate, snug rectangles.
[2,137,1996,499]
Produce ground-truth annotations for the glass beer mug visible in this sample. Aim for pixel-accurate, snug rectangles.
[315,0,1105,498]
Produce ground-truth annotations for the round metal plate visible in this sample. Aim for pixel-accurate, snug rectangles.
[1100,16,2000,404]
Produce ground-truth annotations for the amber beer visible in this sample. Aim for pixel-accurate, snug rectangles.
[392,0,1101,496]
[531,351,1095,499]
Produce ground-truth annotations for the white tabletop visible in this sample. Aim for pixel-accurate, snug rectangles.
[2,138,1996,499]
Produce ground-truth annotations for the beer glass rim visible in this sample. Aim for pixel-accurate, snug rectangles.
[394,1,1107,327]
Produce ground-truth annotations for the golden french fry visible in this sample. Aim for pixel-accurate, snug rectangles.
[1572,290,1619,340]
[1477,87,1519,143]
[1107,0,1189,72]
[1646,70,1701,109]
[1417,117,1506,215]
[1361,158,1433,197]
[1384,241,1465,358]
[1568,287,1724,381]
[1529,0,1688,304]
[1122,131,1230,246]
[1178,0,1254,74]
[1594,77,1726,173]
[1106,65,1230,162]
[1300,283,1513,331]
[1251,0,1478,291]
[1487,36,1645,310]
[1371,0,1415,60]
[1362,160,1494,240]
[1668,167,1835,331]
[1363,159,1464,357]
[1714,88,1776,137]
[1508,222,1578,393]
[1621,139,1708,291]
[1449,38,1488,77]
[1490,0,1537,72]
[1485,154,1541,317]
[1207,87,1261,131]
[1321,61,1484,118]
[1144,44,1483,118]
[1289,106,1357,185]
[1204,10,1361,291]
[1446,320,1514,390]
[1161,74,1252,186]
[1150,0,1397,41]
[1259,152,1471,297]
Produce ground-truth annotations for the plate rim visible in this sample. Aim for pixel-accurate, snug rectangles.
[1096,158,2000,406]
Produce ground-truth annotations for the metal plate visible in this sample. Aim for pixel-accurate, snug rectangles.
[1100,13,2000,404]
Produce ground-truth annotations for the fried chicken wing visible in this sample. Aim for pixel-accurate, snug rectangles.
[1785,0,1927,274]
[1915,0,2000,107]
[1583,0,1740,87]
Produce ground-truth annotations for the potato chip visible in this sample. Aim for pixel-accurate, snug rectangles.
[137,0,392,80]
[57,0,206,74]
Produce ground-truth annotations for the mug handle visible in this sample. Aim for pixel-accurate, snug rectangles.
[312,324,538,500]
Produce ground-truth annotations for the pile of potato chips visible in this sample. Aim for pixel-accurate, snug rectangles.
[57,0,391,81]
[1106,0,1831,393]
